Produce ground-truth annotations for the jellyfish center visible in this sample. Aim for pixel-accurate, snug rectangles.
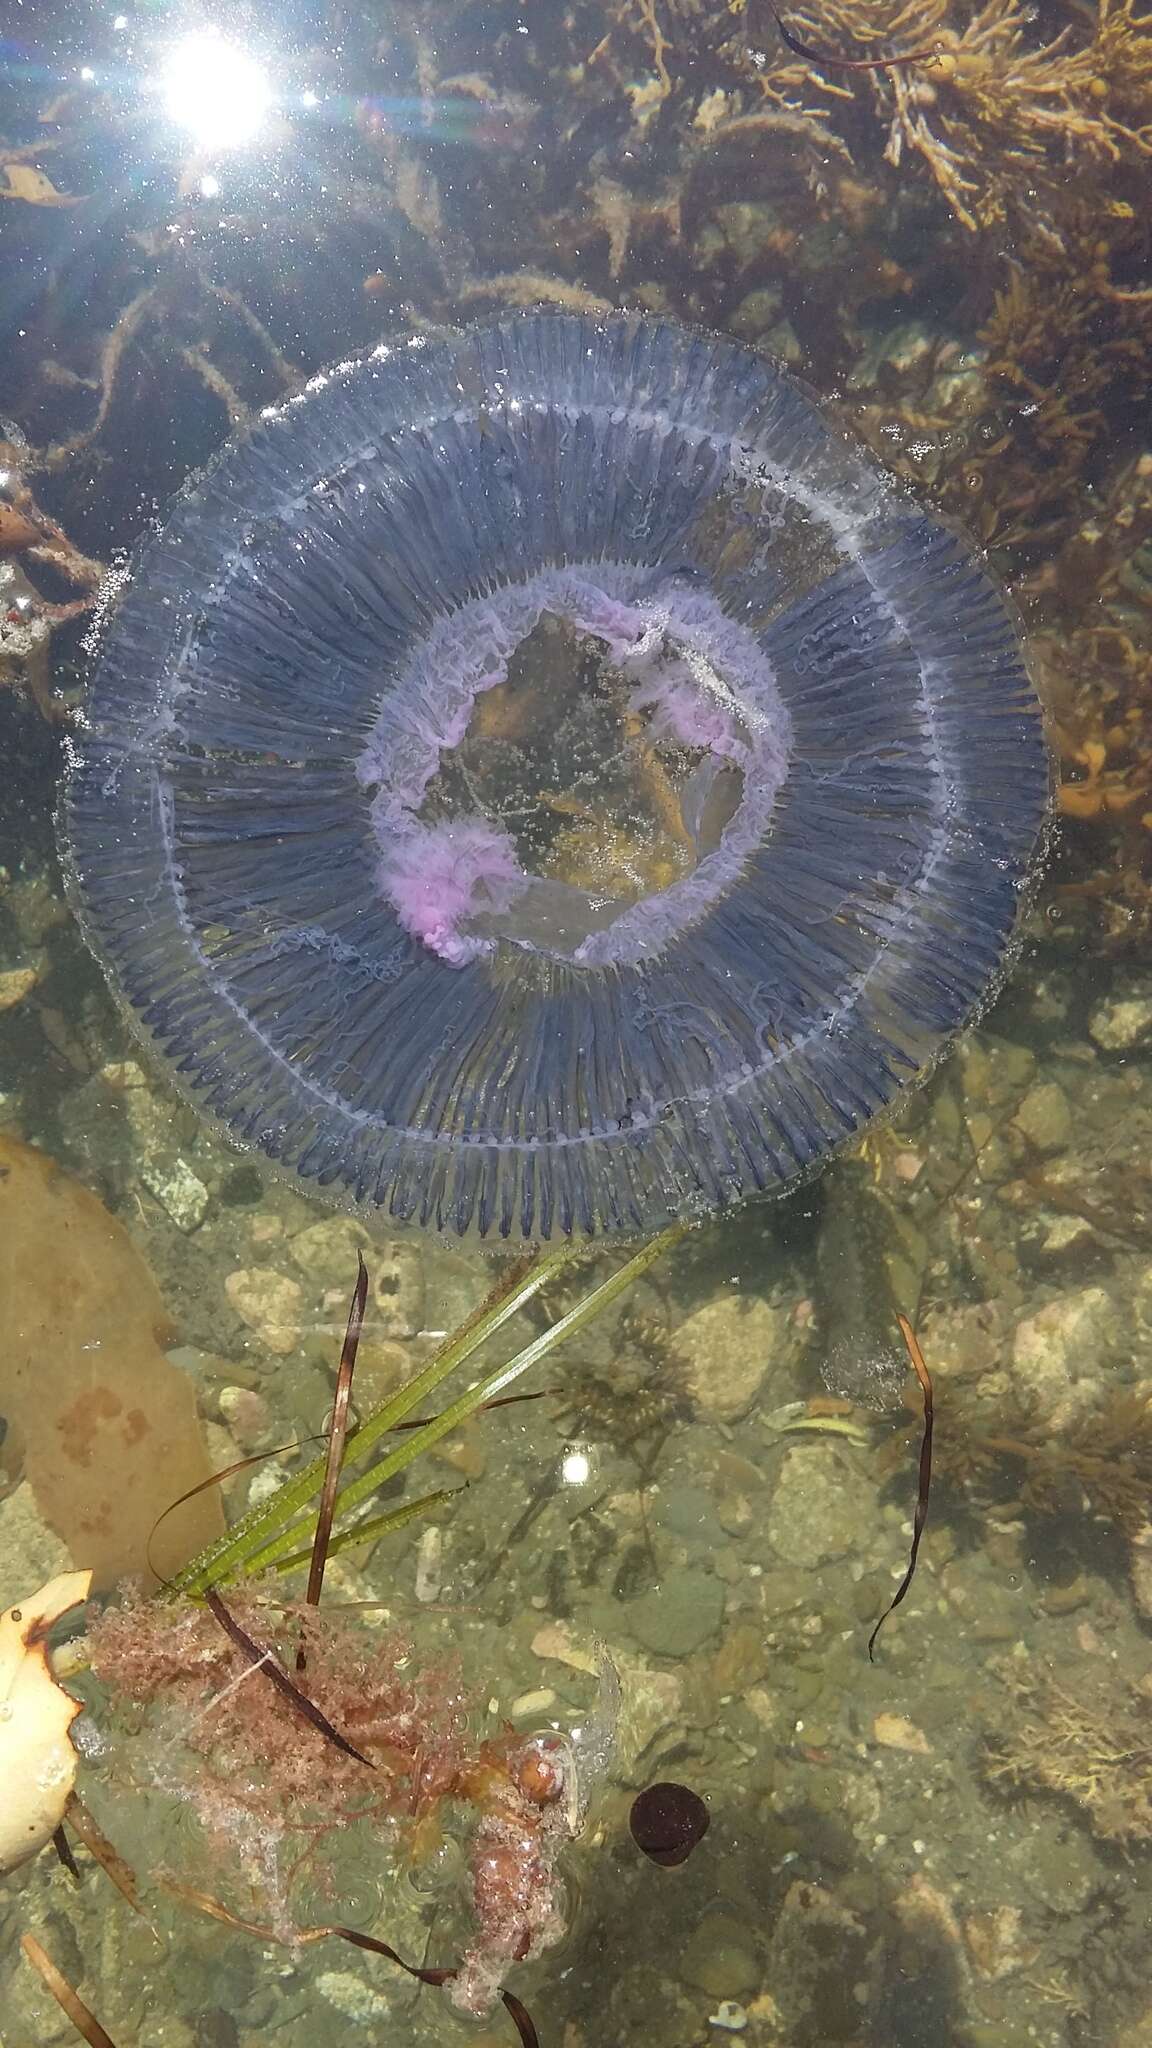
[416,611,746,956]
[358,568,792,970]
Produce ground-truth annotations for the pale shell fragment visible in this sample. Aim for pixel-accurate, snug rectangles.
[0,1570,92,1874]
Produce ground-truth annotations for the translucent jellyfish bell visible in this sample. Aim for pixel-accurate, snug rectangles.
[64,313,1048,1240]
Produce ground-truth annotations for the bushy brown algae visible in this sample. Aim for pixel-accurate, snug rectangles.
[983,1655,1152,1847]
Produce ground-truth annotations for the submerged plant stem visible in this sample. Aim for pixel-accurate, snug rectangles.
[173,1225,685,1596]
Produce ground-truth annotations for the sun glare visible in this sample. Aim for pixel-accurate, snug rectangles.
[158,30,273,151]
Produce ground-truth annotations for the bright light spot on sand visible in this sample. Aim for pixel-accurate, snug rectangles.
[81,65,96,80]
[199,173,220,197]
[159,30,273,150]
[561,1448,591,1487]
[301,88,318,107]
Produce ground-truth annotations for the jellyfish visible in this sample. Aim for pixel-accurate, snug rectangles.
[64,312,1048,1241]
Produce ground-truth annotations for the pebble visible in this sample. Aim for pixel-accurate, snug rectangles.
[1011,1284,1117,1421]
[414,1524,444,1604]
[873,1713,933,1755]
[708,2002,749,2033]
[316,1972,391,2022]
[0,965,38,1011]
[1010,1079,1072,1155]
[766,1441,875,1570]
[680,1294,798,1423]
[372,1244,426,1338]
[225,1268,303,1355]
[289,1215,371,1288]
[531,1622,599,1675]
[1089,987,1152,1051]
[510,1688,557,1717]
[625,1566,726,1659]
[0,1480,74,1591]
[140,1151,210,1232]
[681,1913,760,1998]
[217,1384,273,1451]
[610,1647,686,1773]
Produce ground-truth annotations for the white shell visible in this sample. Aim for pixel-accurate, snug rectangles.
[0,1570,92,1874]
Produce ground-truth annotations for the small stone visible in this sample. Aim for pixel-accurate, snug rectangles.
[414,1524,444,1604]
[372,1244,426,1338]
[611,1648,686,1774]
[0,1480,74,1589]
[682,1913,760,1999]
[730,287,784,339]
[1011,1080,1072,1155]
[766,1442,876,1569]
[434,1429,487,1480]
[873,1713,932,1754]
[1034,1212,1100,1272]
[680,1294,800,1423]
[98,1058,147,1089]
[217,1385,273,1451]
[708,2001,749,2032]
[1090,987,1152,1051]
[510,1688,556,1717]
[316,1971,392,2022]
[353,1337,417,1406]
[140,1152,210,1232]
[225,1267,303,1355]
[711,1622,768,1693]
[0,965,38,1010]
[289,1215,371,1288]
[963,1905,1036,1981]
[625,1567,726,1659]
[531,1622,599,1675]
[1012,1285,1118,1422]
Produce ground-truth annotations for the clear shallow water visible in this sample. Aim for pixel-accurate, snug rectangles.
[3,1,1152,2043]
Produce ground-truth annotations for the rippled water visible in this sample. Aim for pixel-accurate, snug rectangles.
[3,2,1151,2044]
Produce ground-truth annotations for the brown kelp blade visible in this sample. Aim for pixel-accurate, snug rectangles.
[20,1936,118,2048]
[64,1793,153,1929]
[146,1437,323,1585]
[772,6,942,69]
[334,1928,540,2048]
[300,1254,367,1660]
[203,1586,375,1769]
[868,1313,935,1661]
[164,1886,540,2048]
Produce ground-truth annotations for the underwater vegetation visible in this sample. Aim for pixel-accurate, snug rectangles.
[87,1589,584,2023]
[1,1243,680,2042]
[64,310,1046,1240]
[983,1654,1152,1848]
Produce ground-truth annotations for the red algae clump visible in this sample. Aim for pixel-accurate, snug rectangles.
[87,1590,579,2015]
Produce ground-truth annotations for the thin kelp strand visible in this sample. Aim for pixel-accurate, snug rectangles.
[299,1253,367,1667]
[868,1313,935,1661]
[146,1436,324,1588]
[333,1928,540,2048]
[19,1936,118,2048]
[771,5,943,69]
[202,1586,376,1769]
[163,1886,539,2048]
[63,1793,150,1926]
[51,1823,82,1882]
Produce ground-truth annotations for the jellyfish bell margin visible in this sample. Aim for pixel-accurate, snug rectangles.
[62,311,1050,1243]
